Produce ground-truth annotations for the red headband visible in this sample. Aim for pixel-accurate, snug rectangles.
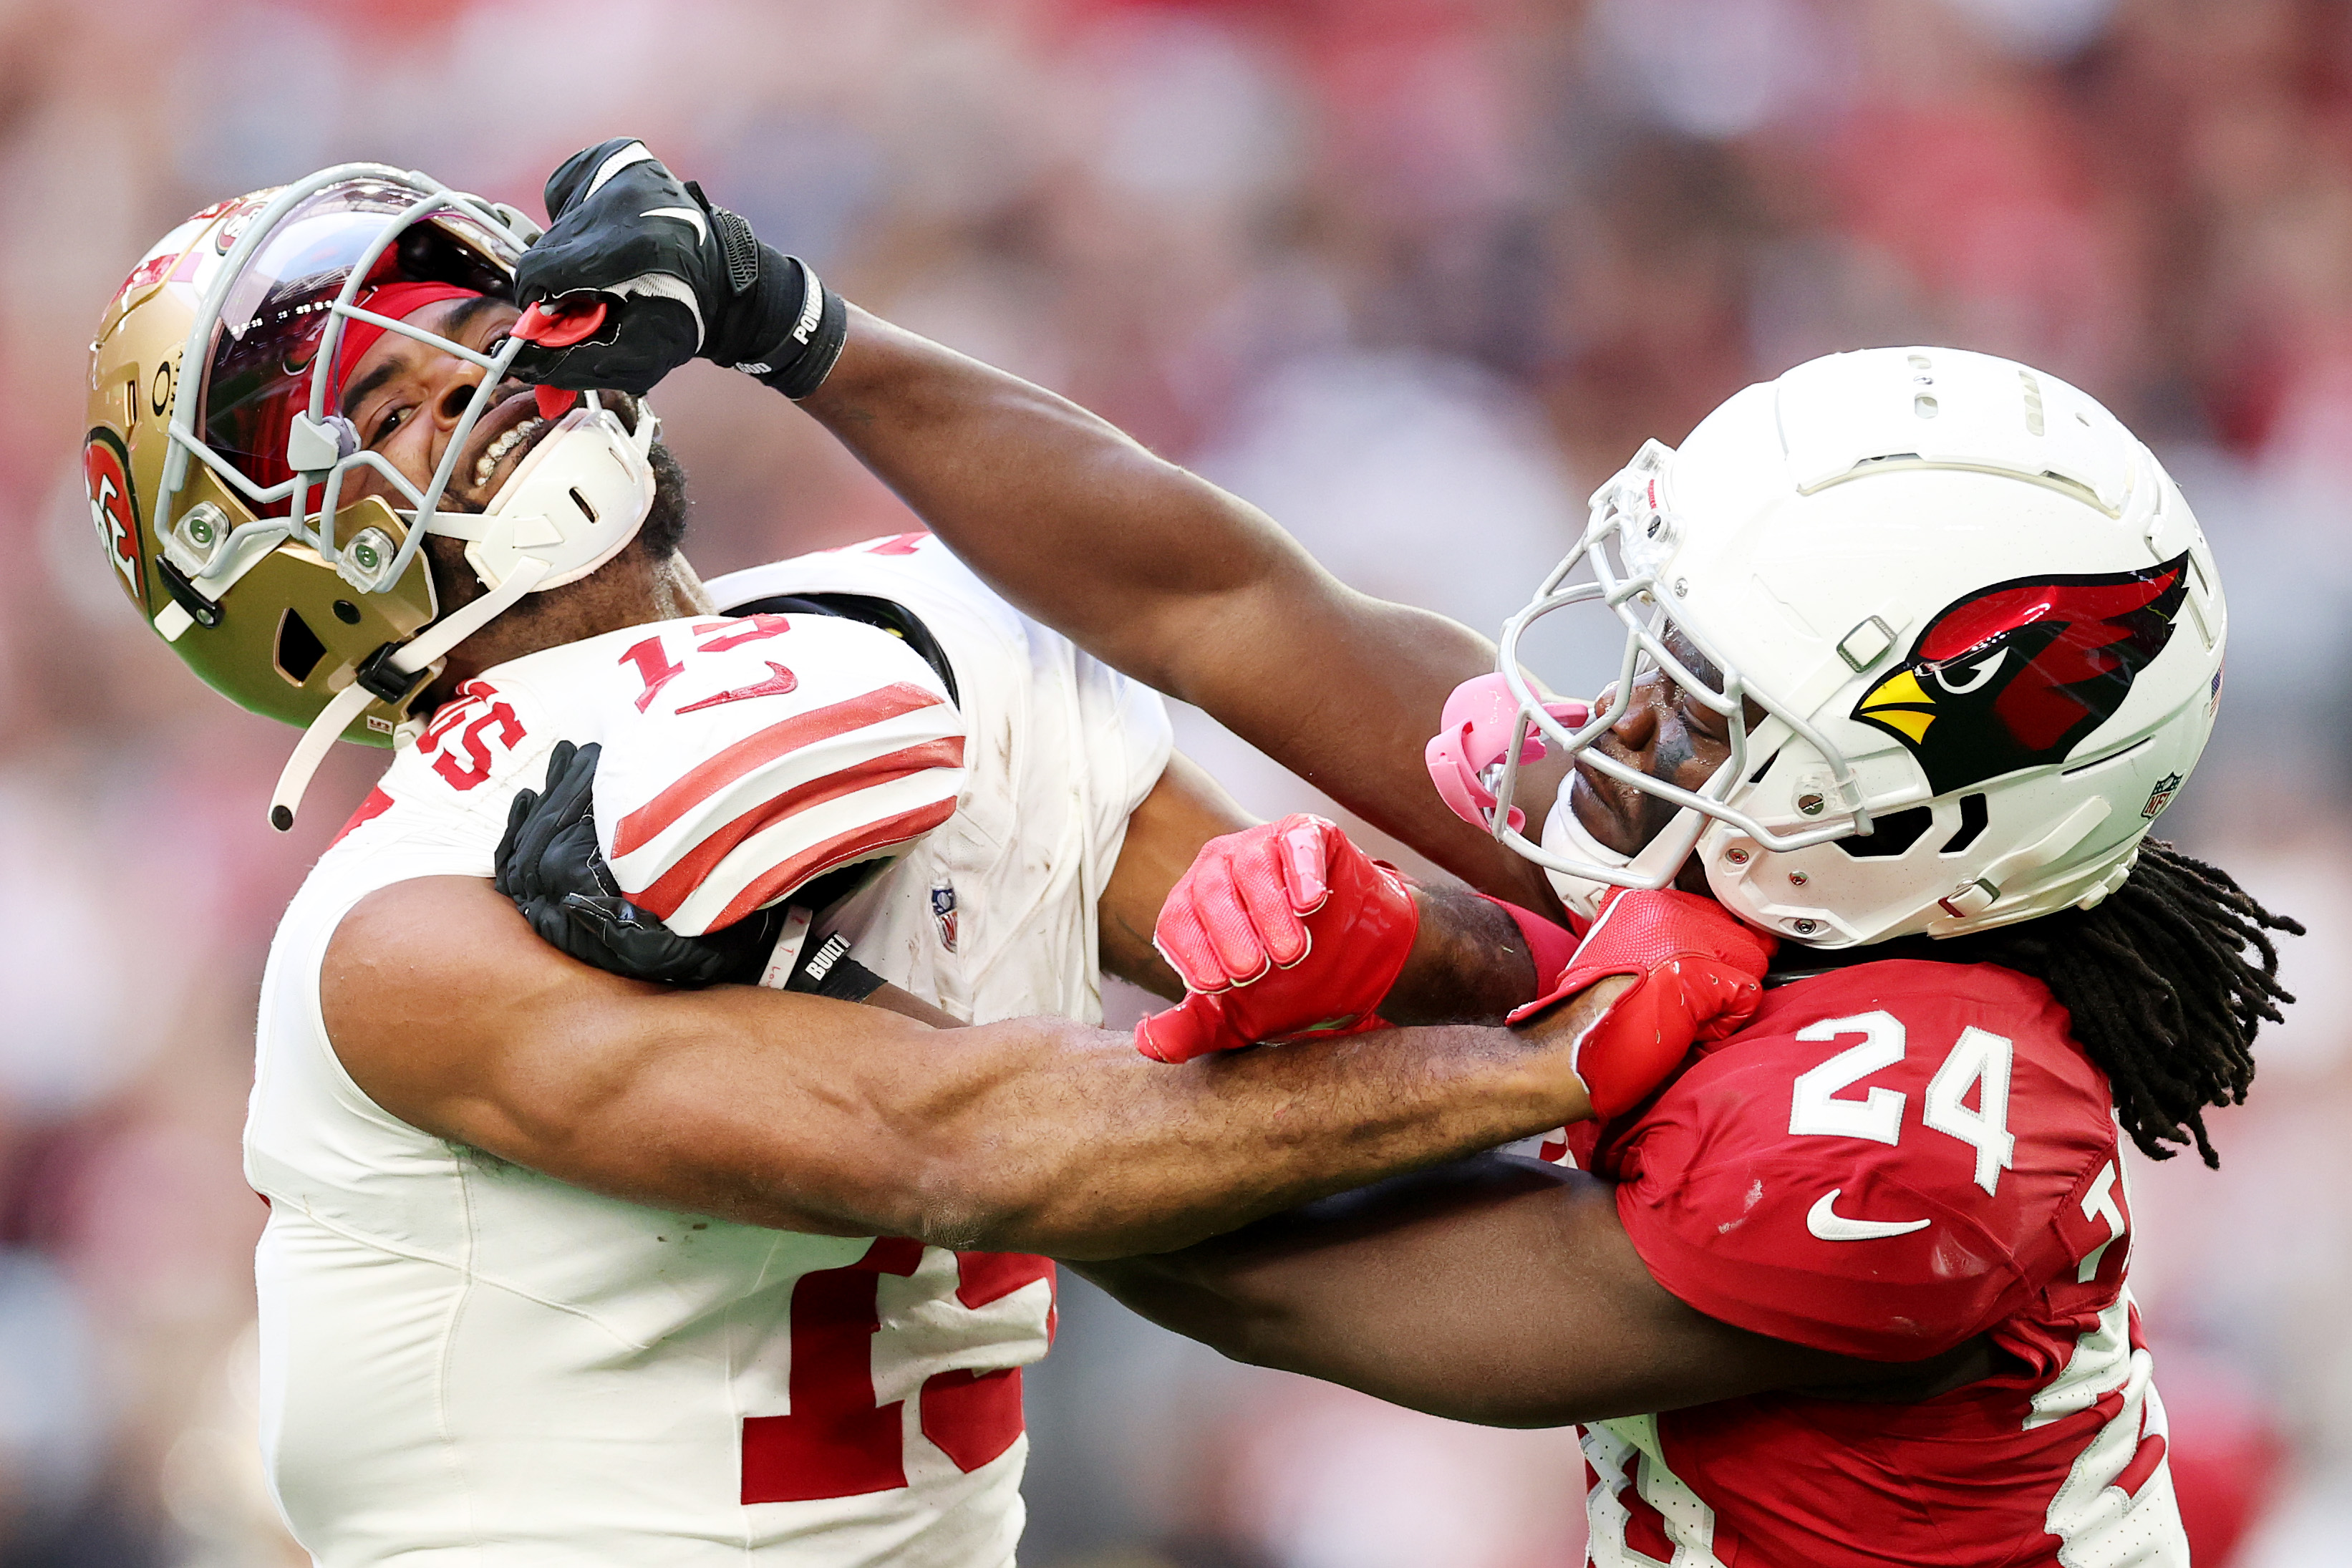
[328,281,486,404]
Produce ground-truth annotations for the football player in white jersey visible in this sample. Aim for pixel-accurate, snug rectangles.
[84,155,1782,1564]
[504,144,2306,1566]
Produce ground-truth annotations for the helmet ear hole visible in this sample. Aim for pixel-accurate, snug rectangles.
[1836,805,1935,859]
[274,609,328,686]
[1941,793,1991,853]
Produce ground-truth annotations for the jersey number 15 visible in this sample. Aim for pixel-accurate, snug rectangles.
[742,1241,1053,1506]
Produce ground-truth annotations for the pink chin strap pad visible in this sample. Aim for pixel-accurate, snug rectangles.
[1424,673,1589,834]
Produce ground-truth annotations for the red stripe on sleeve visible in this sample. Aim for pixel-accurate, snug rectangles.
[2114,1431,2168,1499]
[330,788,395,848]
[626,737,967,919]
[707,798,959,930]
[611,682,949,858]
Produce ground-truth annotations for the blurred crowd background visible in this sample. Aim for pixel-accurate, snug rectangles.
[0,0,2348,1562]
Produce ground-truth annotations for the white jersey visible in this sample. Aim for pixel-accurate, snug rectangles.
[247,531,1172,1566]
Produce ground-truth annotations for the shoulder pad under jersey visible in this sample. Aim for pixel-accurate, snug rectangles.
[591,611,967,936]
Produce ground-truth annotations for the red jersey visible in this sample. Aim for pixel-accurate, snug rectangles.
[1573,959,2184,1567]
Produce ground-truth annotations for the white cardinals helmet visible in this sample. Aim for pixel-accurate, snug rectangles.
[1431,347,2225,947]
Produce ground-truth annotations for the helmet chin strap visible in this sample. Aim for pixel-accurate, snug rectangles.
[1542,795,1708,921]
[265,392,659,831]
[268,553,552,831]
[425,400,661,590]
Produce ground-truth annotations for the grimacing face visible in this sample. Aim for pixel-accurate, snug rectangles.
[1567,627,1763,891]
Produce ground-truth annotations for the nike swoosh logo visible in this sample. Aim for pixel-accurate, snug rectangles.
[641,204,710,245]
[677,661,799,713]
[1806,1189,1932,1242]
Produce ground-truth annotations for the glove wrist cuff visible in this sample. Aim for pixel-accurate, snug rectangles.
[714,243,851,400]
[1506,960,1638,1027]
[758,284,849,401]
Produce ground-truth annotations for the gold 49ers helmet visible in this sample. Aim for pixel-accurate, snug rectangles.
[86,165,661,828]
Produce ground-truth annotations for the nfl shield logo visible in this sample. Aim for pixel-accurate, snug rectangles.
[2142,773,2183,820]
[930,883,958,952]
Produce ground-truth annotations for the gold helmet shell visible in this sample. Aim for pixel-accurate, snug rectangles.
[83,180,505,746]
[89,166,661,828]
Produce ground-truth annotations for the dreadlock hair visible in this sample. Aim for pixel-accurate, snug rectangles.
[1926,841,2300,1168]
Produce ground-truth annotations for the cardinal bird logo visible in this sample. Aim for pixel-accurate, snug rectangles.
[1853,553,2192,795]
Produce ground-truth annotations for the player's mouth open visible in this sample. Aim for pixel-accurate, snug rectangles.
[465,392,564,499]
[474,415,543,488]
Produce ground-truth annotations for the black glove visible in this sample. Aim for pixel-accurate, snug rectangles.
[494,739,782,987]
[509,137,848,400]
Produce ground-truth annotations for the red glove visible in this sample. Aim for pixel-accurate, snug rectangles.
[1137,815,1419,1064]
[1512,888,1777,1119]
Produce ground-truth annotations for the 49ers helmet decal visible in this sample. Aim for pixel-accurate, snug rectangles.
[1439,346,2227,948]
[1853,555,2193,795]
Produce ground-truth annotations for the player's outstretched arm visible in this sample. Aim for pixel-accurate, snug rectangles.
[508,140,1557,903]
[802,311,1570,914]
[1077,1156,2001,1427]
[321,875,1624,1260]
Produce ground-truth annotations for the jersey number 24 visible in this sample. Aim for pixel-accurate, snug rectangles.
[1789,1010,2015,1196]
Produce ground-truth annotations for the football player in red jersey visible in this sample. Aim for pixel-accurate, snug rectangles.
[503,142,2303,1565]
[840,355,2294,1566]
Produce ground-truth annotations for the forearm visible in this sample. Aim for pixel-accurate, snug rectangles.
[800,311,1566,906]
[802,309,1310,689]
[448,967,1615,1260]
[845,1003,1610,1259]
[1075,1161,1665,1426]
[1077,1157,1895,1428]
[337,878,1602,1259]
